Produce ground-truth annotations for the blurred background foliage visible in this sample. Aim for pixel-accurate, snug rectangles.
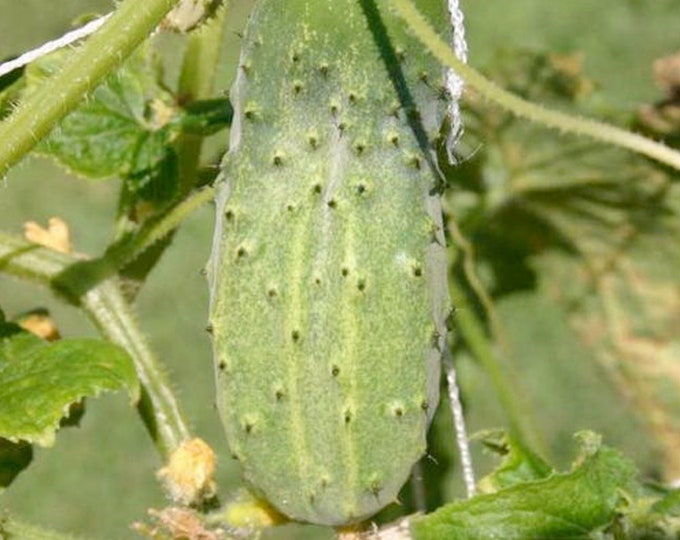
[0,0,679,538]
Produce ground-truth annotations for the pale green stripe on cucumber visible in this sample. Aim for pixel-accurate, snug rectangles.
[208,0,451,526]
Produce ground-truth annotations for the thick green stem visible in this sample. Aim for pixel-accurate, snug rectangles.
[0,233,190,459]
[176,4,229,195]
[390,0,680,172]
[178,5,228,106]
[0,0,180,177]
[81,280,191,458]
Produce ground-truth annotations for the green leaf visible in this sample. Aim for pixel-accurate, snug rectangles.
[652,489,680,516]
[25,46,179,185]
[0,315,139,447]
[0,438,32,491]
[411,432,636,540]
[476,430,552,492]
[531,220,680,474]
[447,48,677,474]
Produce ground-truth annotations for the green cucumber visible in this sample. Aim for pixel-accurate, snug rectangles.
[208,0,451,526]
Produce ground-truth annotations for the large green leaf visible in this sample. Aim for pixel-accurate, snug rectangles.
[411,432,636,540]
[22,46,231,201]
[534,213,680,477]
[0,314,139,447]
[447,49,679,475]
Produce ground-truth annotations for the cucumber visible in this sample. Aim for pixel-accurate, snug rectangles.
[208,0,451,526]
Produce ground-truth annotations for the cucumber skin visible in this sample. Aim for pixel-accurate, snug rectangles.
[208,0,450,526]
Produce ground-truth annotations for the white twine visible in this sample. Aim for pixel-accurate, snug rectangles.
[445,352,476,498]
[445,0,468,163]
[443,0,475,498]
[0,13,112,78]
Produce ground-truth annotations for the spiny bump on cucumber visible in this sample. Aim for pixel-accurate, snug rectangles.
[243,103,258,120]
[307,134,320,149]
[208,0,452,527]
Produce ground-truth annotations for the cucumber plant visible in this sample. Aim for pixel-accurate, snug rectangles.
[1,0,680,539]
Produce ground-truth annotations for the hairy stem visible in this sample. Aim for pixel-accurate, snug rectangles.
[390,0,680,172]
[0,0,180,177]
[106,187,215,272]
[0,232,190,459]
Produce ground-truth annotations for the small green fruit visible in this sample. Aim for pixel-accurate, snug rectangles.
[208,0,451,526]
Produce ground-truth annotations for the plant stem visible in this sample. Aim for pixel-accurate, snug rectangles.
[110,7,227,294]
[446,217,543,453]
[448,273,536,451]
[178,5,229,109]
[390,0,680,173]
[176,4,229,195]
[0,0,180,178]
[106,187,215,272]
[0,233,190,459]
[82,280,191,458]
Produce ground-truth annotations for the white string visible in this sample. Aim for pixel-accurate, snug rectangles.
[0,13,112,78]
[444,0,468,163]
[444,351,476,498]
[442,0,476,501]
[442,0,475,500]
